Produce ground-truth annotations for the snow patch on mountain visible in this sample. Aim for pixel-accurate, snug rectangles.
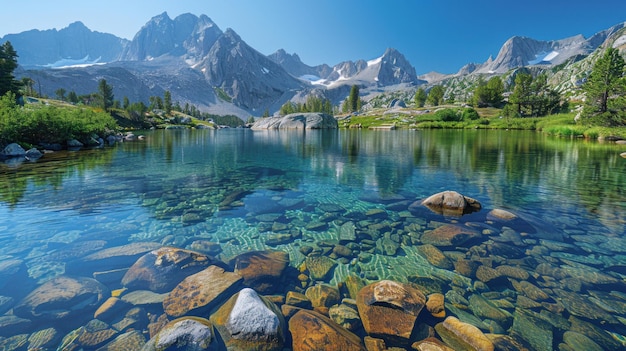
[528,50,559,65]
[367,56,382,67]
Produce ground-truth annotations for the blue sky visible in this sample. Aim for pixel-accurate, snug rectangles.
[2,0,625,74]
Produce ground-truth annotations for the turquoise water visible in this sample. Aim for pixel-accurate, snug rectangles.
[0,128,625,349]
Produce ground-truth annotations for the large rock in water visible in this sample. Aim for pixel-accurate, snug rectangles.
[251,113,338,130]
[288,309,366,351]
[163,265,243,318]
[229,250,289,294]
[141,317,219,351]
[210,288,285,351]
[122,247,215,293]
[418,191,481,216]
[0,143,26,157]
[356,280,426,343]
[14,276,109,322]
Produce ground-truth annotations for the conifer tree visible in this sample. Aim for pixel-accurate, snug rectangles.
[414,87,427,107]
[0,41,21,98]
[581,47,626,126]
[97,78,114,111]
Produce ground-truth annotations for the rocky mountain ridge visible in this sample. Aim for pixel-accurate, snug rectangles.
[2,13,626,116]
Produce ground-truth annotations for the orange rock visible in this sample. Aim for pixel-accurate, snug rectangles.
[426,293,446,318]
[356,280,426,343]
[421,225,481,247]
[435,316,494,351]
[230,250,289,294]
[289,309,366,351]
[163,265,243,318]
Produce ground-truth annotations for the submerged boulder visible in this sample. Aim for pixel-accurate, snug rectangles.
[122,247,215,293]
[142,317,218,351]
[251,113,338,130]
[289,309,366,351]
[14,276,109,322]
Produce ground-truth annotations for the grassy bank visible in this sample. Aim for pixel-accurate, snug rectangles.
[340,106,626,140]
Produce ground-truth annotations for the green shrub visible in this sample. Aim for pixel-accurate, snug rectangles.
[435,108,461,122]
[0,96,117,146]
[462,108,480,121]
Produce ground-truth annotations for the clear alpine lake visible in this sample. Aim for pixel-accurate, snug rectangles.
[0,128,625,350]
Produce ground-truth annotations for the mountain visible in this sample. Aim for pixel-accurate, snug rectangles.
[121,12,222,62]
[456,22,626,75]
[0,21,128,68]
[268,49,332,83]
[4,12,626,116]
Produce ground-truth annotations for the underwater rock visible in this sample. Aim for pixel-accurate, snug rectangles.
[412,337,456,351]
[0,315,31,337]
[434,316,494,351]
[121,290,168,306]
[285,291,312,309]
[494,265,529,280]
[266,233,293,246]
[475,265,503,283]
[0,334,28,350]
[210,288,285,351]
[329,303,362,331]
[76,319,118,348]
[14,275,108,322]
[122,247,214,293]
[417,244,454,269]
[94,297,130,321]
[27,327,59,350]
[426,293,446,318]
[553,289,619,323]
[562,331,604,351]
[288,309,366,351]
[421,224,482,247]
[98,330,146,351]
[304,255,337,280]
[305,283,340,309]
[230,250,289,294]
[163,265,243,318]
[418,191,482,216]
[339,221,357,242]
[142,317,217,351]
[468,294,512,326]
[510,280,549,301]
[356,280,426,343]
[78,242,162,271]
[510,308,552,351]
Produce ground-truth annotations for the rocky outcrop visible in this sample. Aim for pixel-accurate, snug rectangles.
[251,113,338,130]
[417,190,482,216]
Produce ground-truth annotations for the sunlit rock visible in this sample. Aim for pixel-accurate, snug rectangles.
[421,224,482,247]
[417,191,481,216]
[251,113,338,130]
[288,309,366,351]
[435,316,494,351]
[210,288,285,351]
[163,265,243,318]
[356,279,426,343]
[142,317,218,351]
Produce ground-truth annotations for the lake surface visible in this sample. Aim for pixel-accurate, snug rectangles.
[1,129,625,349]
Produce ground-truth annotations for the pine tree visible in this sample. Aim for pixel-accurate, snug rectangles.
[414,87,427,107]
[164,90,172,115]
[349,85,360,112]
[0,41,21,98]
[426,85,445,106]
[581,47,626,126]
[98,78,114,111]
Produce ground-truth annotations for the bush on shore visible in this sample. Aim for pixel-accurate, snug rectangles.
[0,92,117,148]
